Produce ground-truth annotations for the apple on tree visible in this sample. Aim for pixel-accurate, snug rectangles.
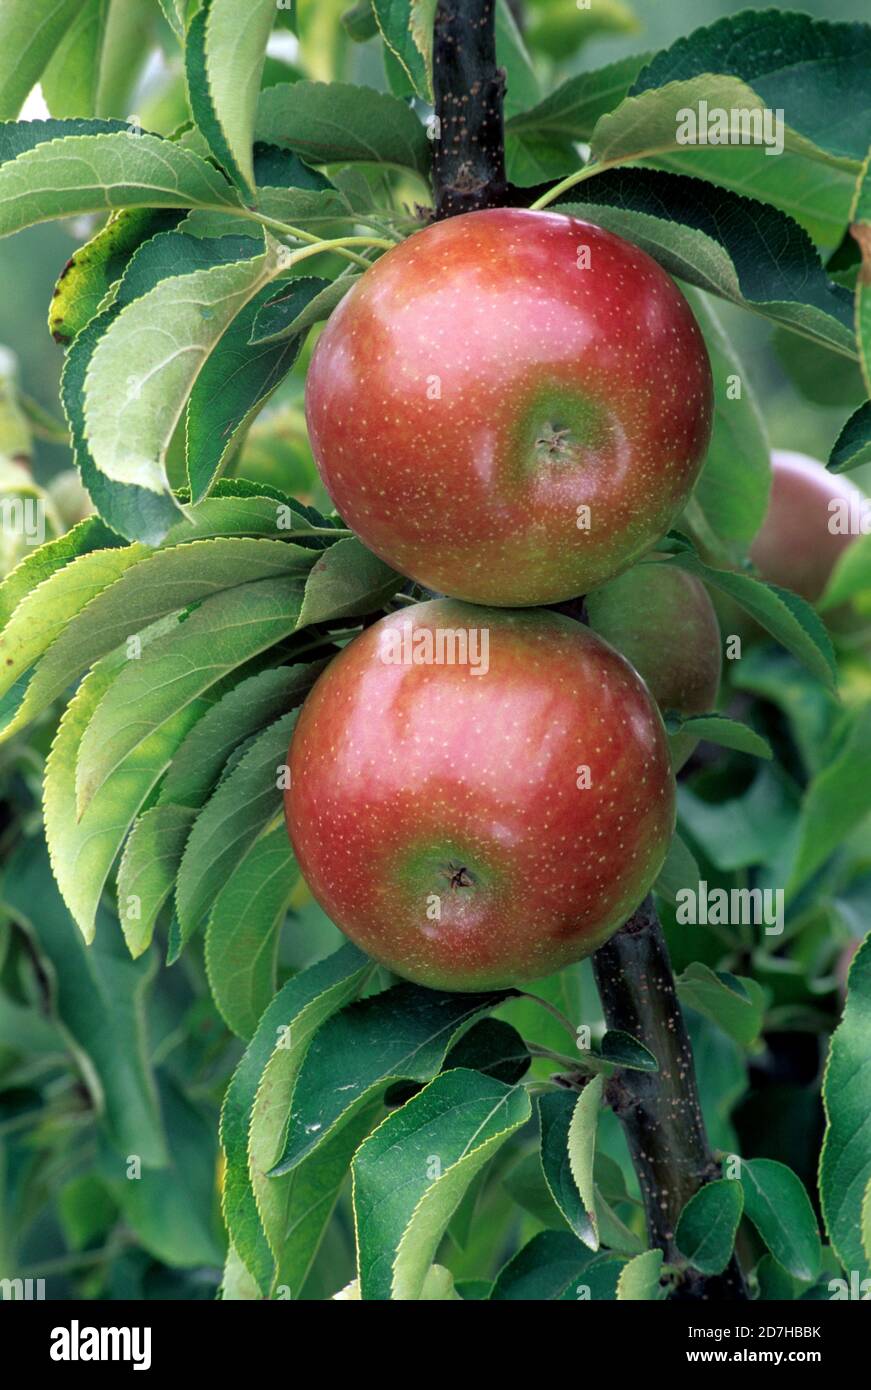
[750,449,868,612]
[586,561,723,768]
[285,600,675,990]
[305,208,713,607]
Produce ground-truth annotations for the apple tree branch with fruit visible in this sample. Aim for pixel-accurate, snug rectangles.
[0,0,868,1305]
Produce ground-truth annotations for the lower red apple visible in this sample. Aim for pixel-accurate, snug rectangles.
[305,207,713,606]
[285,600,675,990]
[586,561,722,767]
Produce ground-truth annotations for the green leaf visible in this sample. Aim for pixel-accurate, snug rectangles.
[730,646,839,779]
[272,983,514,1176]
[656,145,856,255]
[82,232,285,495]
[787,705,871,899]
[271,1104,381,1300]
[774,324,866,408]
[660,543,838,690]
[678,764,799,875]
[162,482,333,545]
[630,11,871,169]
[58,1174,117,1253]
[539,1090,595,1245]
[566,1075,605,1249]
[256,81,430,177]
[43,646,208,944]
[616,1248,665,1301]
[253,149,351,231]
[0,0,80,119]
[4,536,313,744]
[41,0,150,121]
[654,831,700,906]
[507,53,649,142]
[49,207,184,345]
[504,131,577,190]
[676,963,766,1048]
[156,0,183,34]
[675,1179,743,1275]
[185,0,275,197]
[221,1244,261,1300]
[159,661,322,810]
[74,570,307,813]
[664,712,772,761]
[372,1,431,102]
[442,1017,529,1085]
[595,73,847,177]
[495,0,538,120]
[220,942,371,1295]
[490,1230,595,1301]
[296,535,402,627]
[60,232,279,543]
[820,934,871,1279]
[99,1072,222,1267]
[174,709,300,943]
[0,542,144,737]
[62,306,184,545]
[682,287,770,549]
[850,149,871,395]
[560,1255,628,1301]
[353,1068,530,1300]
[1,835,167,1165]
[186,277,326,502]
[0,115,125,162]
[558,170,854,358]
[0,130,243,239]
[248,273,356,346]
[755,1252,803,1302]
[0,516,120,628]
[829,401,871,473]
[205,827,298,1040]
[502,1150,565,1230]
[739,1157,821,1283]
[598,1031,658,1073]
[821,531,871,610]
[116,803,195,957]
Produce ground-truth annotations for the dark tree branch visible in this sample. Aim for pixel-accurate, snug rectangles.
[593,895,748,1299]
[431,0,510,218]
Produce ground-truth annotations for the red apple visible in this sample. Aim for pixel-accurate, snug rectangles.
[285,600,675,990]
[750,450,866,606]
[586,561,722,768]
[305,208,713,607]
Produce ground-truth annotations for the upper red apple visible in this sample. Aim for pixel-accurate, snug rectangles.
[285,600,675,990]
[305,208,713,607]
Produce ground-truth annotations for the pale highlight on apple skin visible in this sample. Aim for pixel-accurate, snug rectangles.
[305,208,713,608]
[285,601,676,991]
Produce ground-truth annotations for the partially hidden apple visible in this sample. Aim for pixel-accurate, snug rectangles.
[305,208,713,607]
[586,561,722,768]
[750,449,867,611]
[285,600,676,990]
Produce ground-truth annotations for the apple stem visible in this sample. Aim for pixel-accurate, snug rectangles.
[592,894,748,1299]
[431,0,514,218]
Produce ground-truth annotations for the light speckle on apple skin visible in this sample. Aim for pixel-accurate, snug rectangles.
[285,601,676,990]
[305,208,713,608]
